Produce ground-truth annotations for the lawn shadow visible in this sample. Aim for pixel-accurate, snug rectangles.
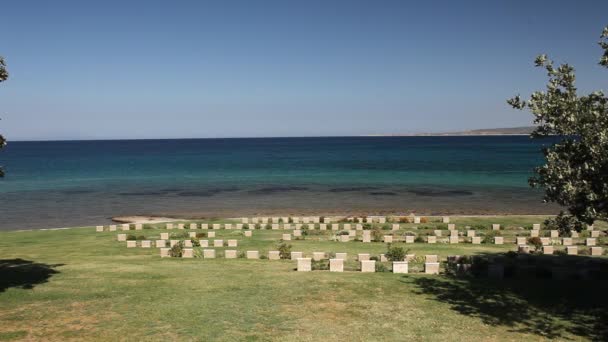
[407,253,608,340]
[0,259,63,292]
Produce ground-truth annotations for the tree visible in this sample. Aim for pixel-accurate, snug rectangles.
[508,26,608,233]
[0,56,7,177]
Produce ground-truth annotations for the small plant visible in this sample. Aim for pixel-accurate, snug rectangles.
[381,224,390,230]
[375,262,389,272]
[399,217,410,223]
[482,231,498,244]
[362,223,372,230]
[288,217,294,223]
[172,231,189,239]
[420,217,428,223]
[371,228,383,242]
[191,237,200,247]
[170,242,184,257]
[277,243,292,259]
[196,232,206,238]
[126,234,137,241]
[337,230,350,236]
[136,235,146,240]
[243,224,250,229]
[265,224,272,230]
[385,245,407,261]
[312,259,329,270]
[238,251,246,258]
[414,236,425,243]
[527,237,543,251]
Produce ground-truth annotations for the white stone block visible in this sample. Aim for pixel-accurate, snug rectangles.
[203,249,216,258]
[358,253,370,261]
[405,235,415,243]
[225,250,237,259]
[383,235,393,243]
[160,232,169,240]
[494,237,504,245]
[297,258,311,271]
[361,260,375,272]
[282,234,291,241]
[166,223,173,230]
[427,236,437,244]
[393,261,408,274]
[425,262,440,274]
[268,251,280,260]
[442,217,450,223]
[208,231,216,238]
[586,238,597,246]
[127,241,137,248]
[201,224,208,229]
[109,225,117,231]
[189,223,197,229]
[155,240,166,248]
[492,224,500,230]
[472,237,481,244]
[96,226,104,232]
[246,250,259,259]
[213,239,223,247]
[117,234,127,241]
[591,247,603,256]
[141,240,151,248]
[244,231,252,237]
[227,239,237,247]
[335,252,347,260]
[330,259,344,272]
[184,240,193,248]
[331,224,339,230]
[434,230,442,237]
[290,251,303,260]
[182,249,194,258]
[567,246,578,255]
[312,252,325,261]
[200,240,209,247]
[160,248,170,257]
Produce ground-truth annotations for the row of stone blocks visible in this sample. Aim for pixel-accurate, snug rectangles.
[97,224,143,231]
[241,216,401,224]
[518,245,604,256]
[160,249,261,259]
[122,238,239,248]
[295,258,439,274]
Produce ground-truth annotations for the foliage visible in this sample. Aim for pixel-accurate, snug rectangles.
[375,262,389,272]
[311,259,329,270]
[399,217,410,223]
[385,245,407,262]
[169,242,184,257]
[191,237,200,247]
[420,217,428,223]
[0,56,7,177]
[527,237,543,252]
[277,243,292,259]
[371,228,383,242]
[508,26,608,233]
[126,234,137,241]
[136,235,146,240]
[195,232,206,238]
[482,231,498,244]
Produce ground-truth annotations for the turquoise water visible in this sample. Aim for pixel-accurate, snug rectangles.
[0,136,557,230]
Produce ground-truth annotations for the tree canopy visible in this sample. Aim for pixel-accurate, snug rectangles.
[0,56,7,177]
[508,26,608,232]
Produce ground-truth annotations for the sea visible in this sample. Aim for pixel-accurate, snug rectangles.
[0,136,559,230]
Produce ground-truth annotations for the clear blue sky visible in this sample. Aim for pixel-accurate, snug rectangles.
[1,0,607,140]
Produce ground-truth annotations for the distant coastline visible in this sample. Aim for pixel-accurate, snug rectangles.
[367,126,535,137]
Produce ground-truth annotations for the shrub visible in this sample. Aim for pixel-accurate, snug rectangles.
[265,224,272,230]
[170,242,184,257]
[312,260,329,270]
[196,232,206,238]
[337,230,350,236]
[191,237,200,247]
[288,217,294,223]
[243,224,250,229]
[362,223,372,230]
[385,245,407,261]
[414,236,425,243]
[381,224,390,230]
[126,234,137,241]
[238,251,246,258]
[371,228,383,242]
[482,231,498,244]
[375,262,389,272]
[136,235,146,240]
[527,237,543,251]
[420,217,428,223]
[277,243,292,259]
[399,217,410,223]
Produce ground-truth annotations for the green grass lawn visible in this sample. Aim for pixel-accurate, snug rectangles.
[0,215,607,341]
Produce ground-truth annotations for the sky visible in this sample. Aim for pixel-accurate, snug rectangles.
[1,0,607,140]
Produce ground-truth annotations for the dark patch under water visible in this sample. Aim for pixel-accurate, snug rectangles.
[177,188,240,197]
[369,192,397,196]
[408,189,474,197]
[248,186,309,195]
[119,191,172,196]
[328,186,380,192]
[60,189,95,195]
